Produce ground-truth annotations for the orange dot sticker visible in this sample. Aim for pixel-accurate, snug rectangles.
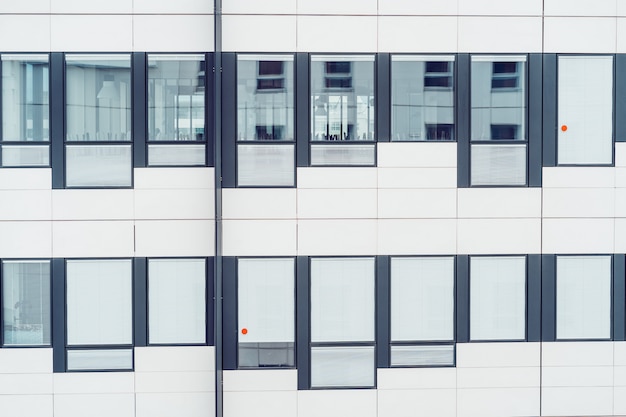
[241,328,248,335]
[561,125,568,132]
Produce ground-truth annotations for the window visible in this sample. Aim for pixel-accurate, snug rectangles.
[558,56,613,165]
[471,55,527,186]
[237,54,294,186]
[310,55,375,166]
[148,258,206,344]
[2,260,51,346]
[470,256,526,341]
[237,258,294,368]
[147,54,206,166]
[391,55,455,141]
[390,257,455,366]
[66,259,133,371]
[556,255,611,340]
[310,257,375,388]
[65,54,132,187]
[1,54,50,167]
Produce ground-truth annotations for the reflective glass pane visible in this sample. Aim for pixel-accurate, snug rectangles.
[148,144,206,166]
[390,345,455,367]
[149,259,206,344]
[237,55,294,141]
[2,54,49,142]
[2,145,49,166]
[148,55,205,142]
[471,56,526,141]
[2,261,50,346]
[311,346,375,388]
[66,54,131,142]
[557,255,611,340]
[66,349,133,371]
[310,144,375,166]
[391,56,454,141]
[66,259,133,346]
[66,145,132,187]
[311,55,375,142]
[237,144,294,186]
[471,144,526,186]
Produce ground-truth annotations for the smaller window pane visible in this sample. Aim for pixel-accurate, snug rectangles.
[2,261,51,346]
[1,145,49,167]
[237,144,294,186]
[557,255,611,340]
[238,342,294,368]
[148,144,206,166]
[310,346,375,388]
[310,144,375,166]
[66,349,133,371]
[471,144,526,186]
[390,345,454,367]
[149,259,206,345]
[66,145,132,187]
[470,256,526,341]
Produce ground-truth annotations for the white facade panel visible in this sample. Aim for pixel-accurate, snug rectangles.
[616,386,626,415]
[544,0,617,16]
[134,15,214,52]
[615,168,626,188]
[544,17,617,53]
[134,220,214,257]
[298,219,377,255]
[543,188,615,218]
[223,0,296,14]
[378,0,457,15]
[134,347,215,372]
[133,0,214,14]
[52,220,133,258]
[615,366,626,386]
[54,394,135,417]
[297,390,377,417]
[457,388,540,417]
[222,189,296,219]
[0,349,52,374]
[50,15,132,52]
[457,188,542,218]
[0,169,51,190]
[136,393,214,417]
[458,0,543,16]
[616,342,626,366]
[0,374,52,395]
[0,395,53,417]
[377,143,457,168]
[297,167,377,188]
[542,342,614,367]
[297,16,377,53]
[618,18,626,52]
[0,0,50,13]
[542,366,614,387]
[616,143,626,165]
[134,168,214,190]
[52,190,133,220]
[378,168,457,189]
[377,368,456,390]
[614,218,626,252]
[53,373,135,394]
[543,167,615,188]
[0,221,52,258]
[378,17,458,53]
[222,15,296,52]
[222,220,296,256]
[458,17,543,53]
[542,387,613,416]
[134,189,213,220]
[378,219,456,255]
[298,189,377,219]
[0,15,51,52]
[457,367,540,389]
[223,370,297,392]
[542,218,615,254]
[0,190,51,220]
[135,371,214,393]
[456,343,540,368]
[378,189,457,218]
[297,0,377,15]
[50,0,132,13]
[224,391,297,417]
[457,218,541,254]
[377,389,456,417]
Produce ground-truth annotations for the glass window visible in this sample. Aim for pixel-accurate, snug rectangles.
[391,55,455,141]
[149,259,206,345]
[390,257,454,366]
[557,255,611,340]
[310,55,375,166]
[65,145,132,187]
[238,258,294,368]
[237,144,294,187]
[2,261,51,346]
[558,56,613,165]
[471,55,527,186]
[310,257,375,388]
[470,256,526,341]
[1,54,50,167]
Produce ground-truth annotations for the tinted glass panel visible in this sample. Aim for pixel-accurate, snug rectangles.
[310,346,375,388]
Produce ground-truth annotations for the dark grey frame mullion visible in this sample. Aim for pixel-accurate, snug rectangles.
[0,260,3,347]
[52,258,66,372]
[616,55,626,142]
[613,254,625,341]
[132,52,147,168]
[456,54,470,188]
[133,257,147,347]
[376,54,390,143]
[542,54,558,167]
[206,257,215,346]
[541,254,556,341]
[528,54,543,187]
[221,256,237,370]
[220,53,236,188]
[376,255,390,368]
[296,256,310,390]
[455,255,470,343]
[206,53,215,167]
[50,53,65,189]
[296,53,310,167]
[527,254,542,342]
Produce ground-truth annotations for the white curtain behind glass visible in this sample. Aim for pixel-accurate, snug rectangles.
[310,258,375,343]
[66,259,132,345]
[149,259,206,344]
[238,258,294,344]
[470,256,526,340]
[557,255,611,340]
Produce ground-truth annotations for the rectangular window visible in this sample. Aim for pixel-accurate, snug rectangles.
[2,260,51,346]
[470,256,526,341]
[237,54,294,186]
[1,54,50,167]
[65,55,132,187]
[147,54,206,166]
[311,55,375,166]
[390,257,455,366]
[148,258,206,345]
[556,255,611,340]
[471,55,527,186]
[558,56,613,165]
[391,55,455,141]
[310,257,375,388]
[66,259,133,371]
[237,258,294,368]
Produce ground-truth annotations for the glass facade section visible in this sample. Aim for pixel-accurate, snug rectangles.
[391,55,455,141]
